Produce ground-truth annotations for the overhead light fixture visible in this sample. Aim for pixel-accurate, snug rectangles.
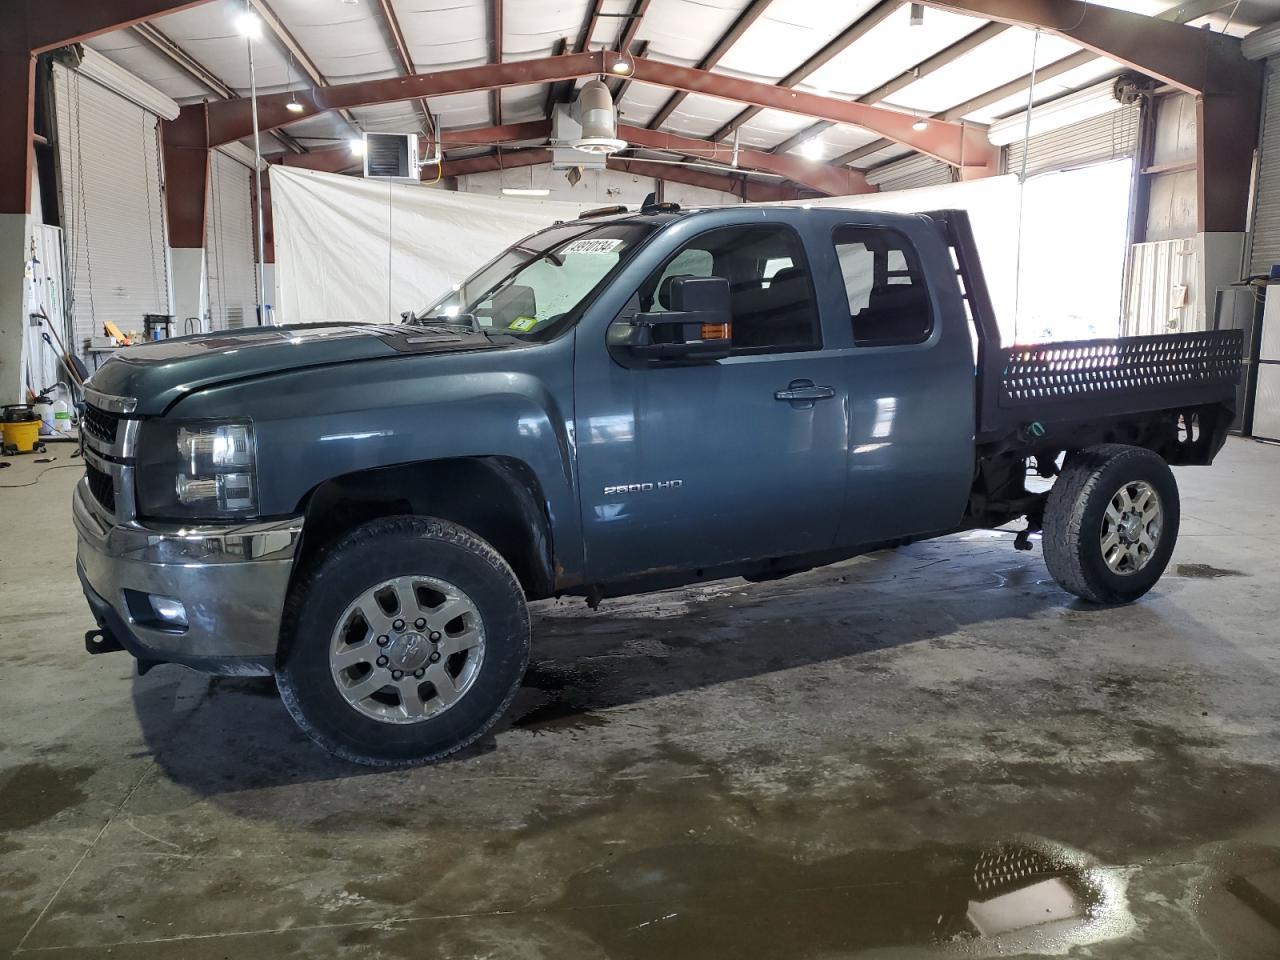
[286,94,305,113]
[912,117,929,132]
[502,187,552,197]
[235,10,262,39]
[349,137,366,157]
[800,137,825,161]
[611,59,632,75]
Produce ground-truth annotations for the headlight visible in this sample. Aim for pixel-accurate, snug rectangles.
[136,419,258,520]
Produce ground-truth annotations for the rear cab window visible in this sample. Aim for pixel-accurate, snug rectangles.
[833,226,933,347]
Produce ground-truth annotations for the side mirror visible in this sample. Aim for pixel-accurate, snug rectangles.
[608,276,733,362]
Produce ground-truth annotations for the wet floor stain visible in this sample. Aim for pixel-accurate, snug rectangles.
[512,699,610,733]
[550,839,1127,959]
[1174,563,1246,579]
[1195,844,1280,959]
[0,763,93,830]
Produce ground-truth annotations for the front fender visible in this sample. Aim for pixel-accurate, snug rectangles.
[167,343,584,583]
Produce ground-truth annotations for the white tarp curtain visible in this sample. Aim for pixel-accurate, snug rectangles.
[274,168,1126,345]
[270,167,599,324]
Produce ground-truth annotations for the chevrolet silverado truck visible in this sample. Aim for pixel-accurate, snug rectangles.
[74,205,1243,766]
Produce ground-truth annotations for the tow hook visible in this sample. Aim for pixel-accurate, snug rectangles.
[84,627,124,655]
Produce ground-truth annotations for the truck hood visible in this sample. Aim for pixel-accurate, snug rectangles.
[86,323,507,415]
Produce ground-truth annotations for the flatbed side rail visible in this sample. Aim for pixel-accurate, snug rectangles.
[924,208,1244,440]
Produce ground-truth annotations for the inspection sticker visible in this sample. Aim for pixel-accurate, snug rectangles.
[563,237,624,255]
[508,316,538,332]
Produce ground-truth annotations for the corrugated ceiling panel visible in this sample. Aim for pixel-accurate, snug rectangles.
[716,0,881,83]
[500,83,552,123]
[425,91,491,129]
[661,93,744,138]
[735,110,816,149]
[503,1,586,59]
[881,27,1079,114]
[616,80,668,127]
[800,6,983,99]
[396,0,488,70]
[267,0,399,81]
[587,0,632,50]
[634,0,754,67]
[84,32,210,102]
[149,0,294,92]
[955,56,1121,123]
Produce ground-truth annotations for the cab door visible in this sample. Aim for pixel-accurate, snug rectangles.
[573,222,849,584]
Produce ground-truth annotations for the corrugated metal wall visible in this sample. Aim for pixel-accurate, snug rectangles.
[1248,59,1280,276]
[1123,238,1198,336]
[1005,103,1140,178]
[1145,93,1198,243]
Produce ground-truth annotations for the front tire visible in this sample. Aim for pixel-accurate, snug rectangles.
[1042,444,1180,605]
[277,516,530,766]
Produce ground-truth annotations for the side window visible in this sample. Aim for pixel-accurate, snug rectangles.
[639,225,819,354]
[833,226,932,346]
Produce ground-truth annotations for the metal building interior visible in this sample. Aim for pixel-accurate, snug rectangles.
[2,1,1280,957]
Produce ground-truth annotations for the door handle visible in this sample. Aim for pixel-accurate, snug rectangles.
[775,380,836,402]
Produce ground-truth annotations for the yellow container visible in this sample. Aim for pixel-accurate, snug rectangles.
[2,417,41,453]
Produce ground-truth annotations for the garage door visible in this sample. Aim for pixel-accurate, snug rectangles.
[1248,59,1280,277]
[205,150,259,330]
[1005,102,1140,178]
[52,62,170,354]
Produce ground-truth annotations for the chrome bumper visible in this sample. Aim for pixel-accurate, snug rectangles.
[73,479,302,674]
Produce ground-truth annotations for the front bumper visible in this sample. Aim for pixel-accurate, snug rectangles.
[73,478,303,676]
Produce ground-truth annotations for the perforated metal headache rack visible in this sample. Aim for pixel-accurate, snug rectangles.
[926,209,1244,441]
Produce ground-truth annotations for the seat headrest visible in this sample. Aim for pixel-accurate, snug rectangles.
[769,267,806,292]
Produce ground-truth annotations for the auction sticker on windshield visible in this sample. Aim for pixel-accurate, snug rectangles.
[508,316,537,332]
[563,238,624,255]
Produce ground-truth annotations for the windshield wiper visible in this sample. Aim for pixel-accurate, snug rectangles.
[513,244,563,267]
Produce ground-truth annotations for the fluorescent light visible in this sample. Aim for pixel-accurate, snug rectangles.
[235,10,262,39]
[799,137,824,161]
[502,187,551,197]
[912,118,928,132]
[349,137,366,156]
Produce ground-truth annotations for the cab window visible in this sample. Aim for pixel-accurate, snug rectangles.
[833,226,932,346]
[640,225,819,354]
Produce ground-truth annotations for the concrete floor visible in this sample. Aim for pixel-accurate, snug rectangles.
[1,438,1279,959]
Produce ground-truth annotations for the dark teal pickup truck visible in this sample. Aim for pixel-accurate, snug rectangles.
[75,204,1242,765]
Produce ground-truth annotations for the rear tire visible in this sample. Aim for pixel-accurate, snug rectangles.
[1042,444,1179,605]
[276,516,530,767]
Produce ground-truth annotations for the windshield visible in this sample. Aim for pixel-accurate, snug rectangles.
[418,221,652,339]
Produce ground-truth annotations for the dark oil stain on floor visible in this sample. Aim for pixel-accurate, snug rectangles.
[0,763,94,830]
[1175,563,1246,579]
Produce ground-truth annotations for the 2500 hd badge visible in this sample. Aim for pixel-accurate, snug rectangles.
[603,480,684,495]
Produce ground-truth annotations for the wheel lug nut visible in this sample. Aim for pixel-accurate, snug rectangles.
[429,631,441,642]
[393,619,405,631]
[429,651,441,663]
[376,635,389,646]
[414,618,426,629]
[391,670,403,680]
[376,655,389,667]
[414,668,425,679]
